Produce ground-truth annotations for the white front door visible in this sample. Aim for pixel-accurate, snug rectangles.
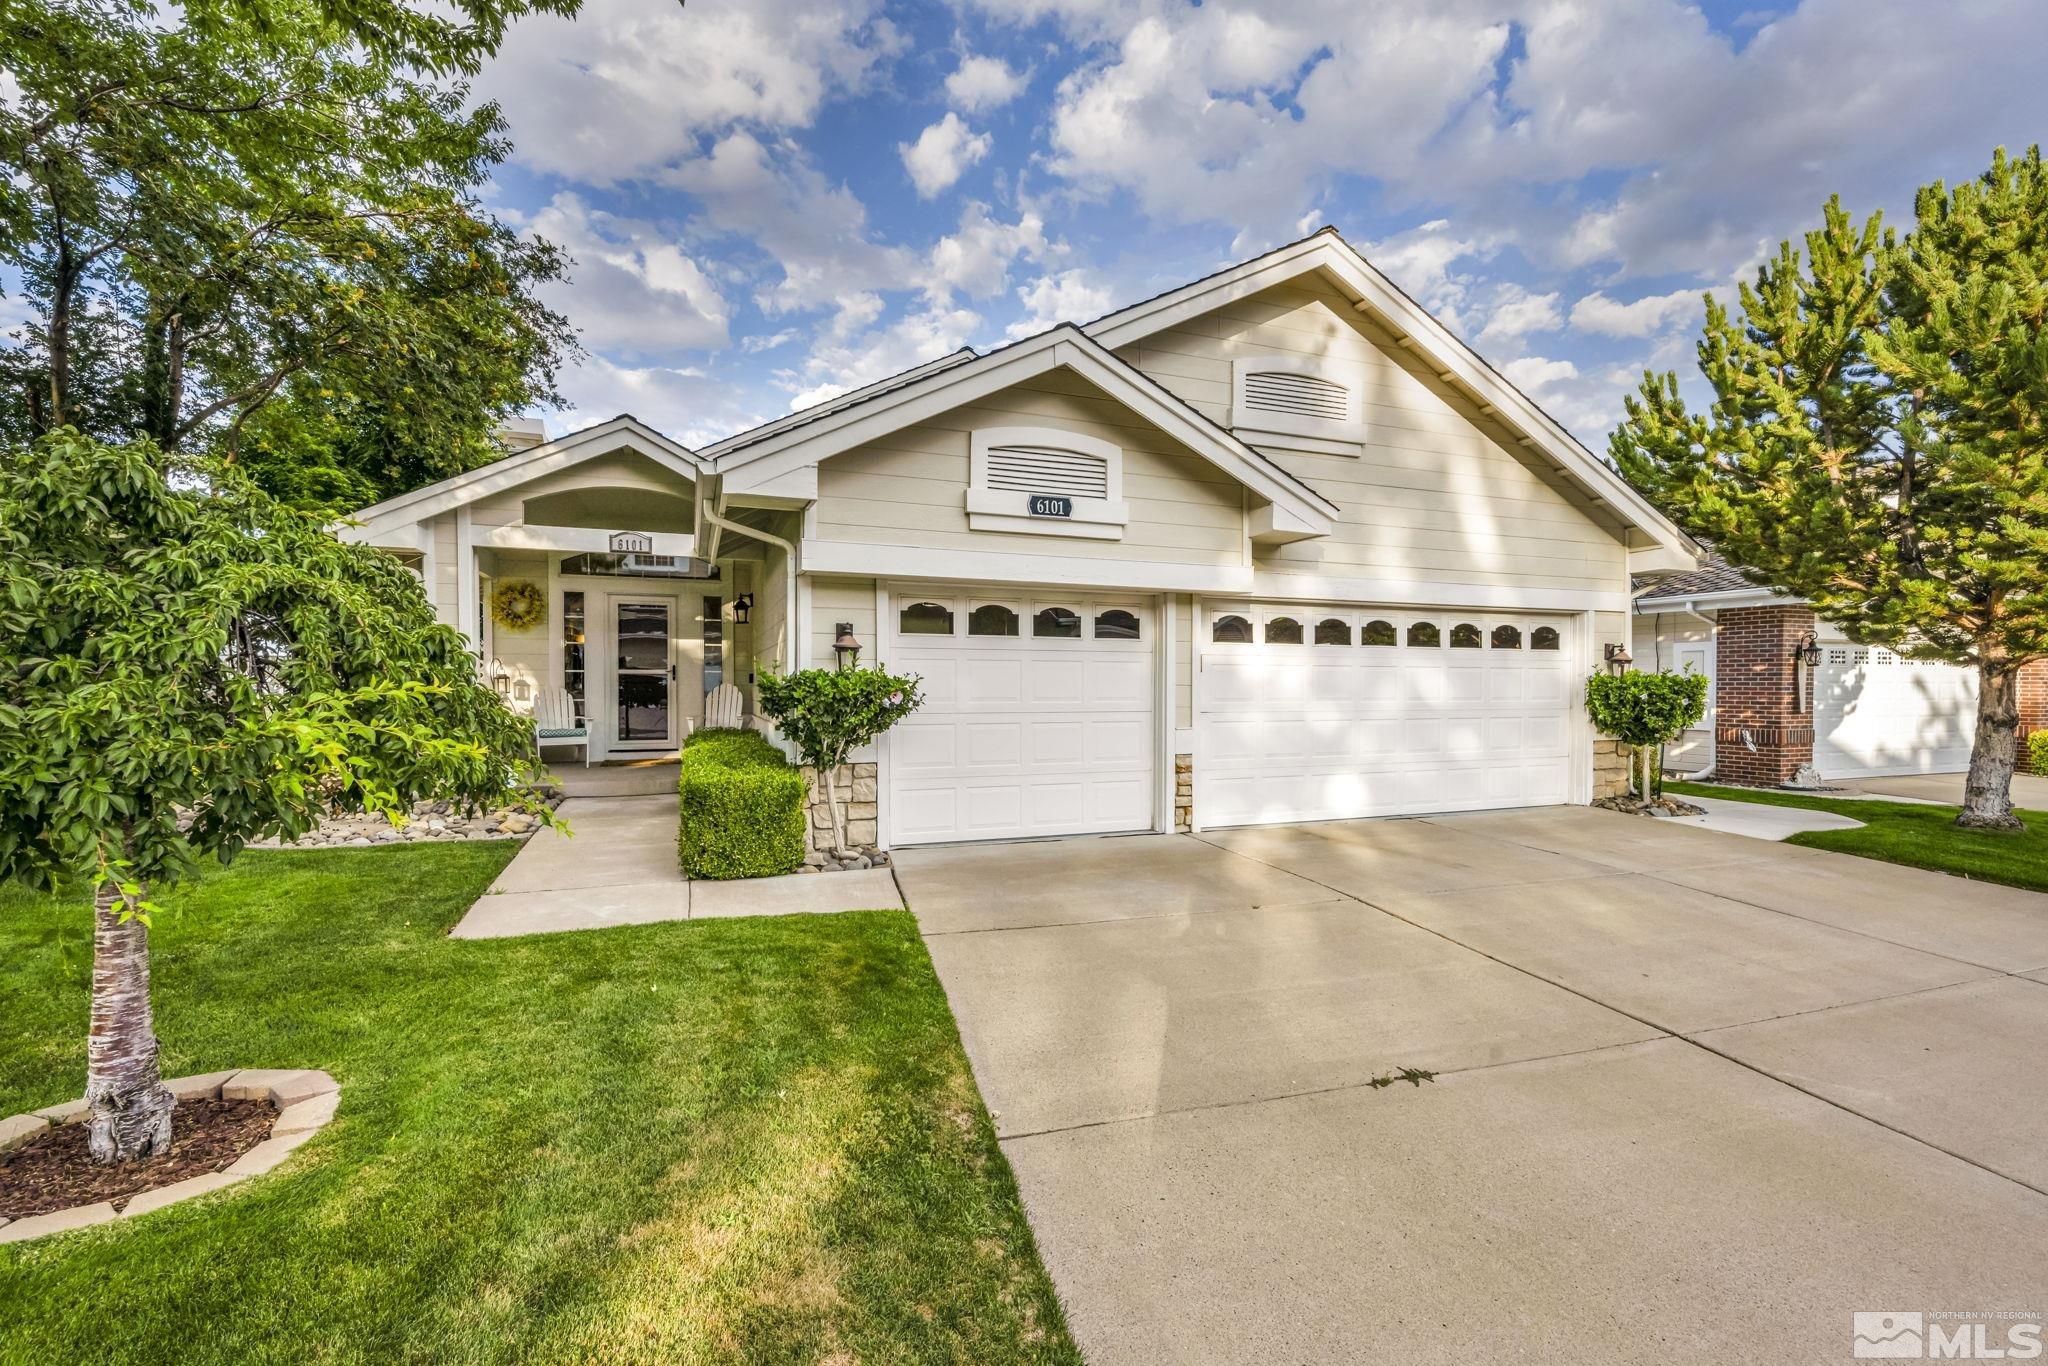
[1198,606,1576,826]
[1815,642,1976,778]
[606,594,681,753]
[885,591,1157,845]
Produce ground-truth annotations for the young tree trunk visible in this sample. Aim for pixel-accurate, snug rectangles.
[819,760,850,853]
[86,880,176,1164]
[1958,659,2024,832]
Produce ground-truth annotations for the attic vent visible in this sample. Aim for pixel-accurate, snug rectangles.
[983,443,1110,500]
[1241,370,1351,423]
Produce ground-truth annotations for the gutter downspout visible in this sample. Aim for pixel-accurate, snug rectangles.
[698,474,800,672]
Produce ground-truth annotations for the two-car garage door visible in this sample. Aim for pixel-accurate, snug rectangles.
[1199,606,1577,827]
[883,590,1580,844]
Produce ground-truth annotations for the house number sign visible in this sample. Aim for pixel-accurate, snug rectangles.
[608,531,654,553]
[1028,495,1073,518]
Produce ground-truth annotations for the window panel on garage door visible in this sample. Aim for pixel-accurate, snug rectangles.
[1201,607,1573,826]
[888,593,1156,844]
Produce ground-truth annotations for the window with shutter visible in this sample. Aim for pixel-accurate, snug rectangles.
[965,426,1130,539]
[1230,357,1364,446]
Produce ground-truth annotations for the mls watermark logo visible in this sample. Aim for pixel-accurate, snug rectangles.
[1854,1310,2043,1359]
[1854,1313,1923,1358]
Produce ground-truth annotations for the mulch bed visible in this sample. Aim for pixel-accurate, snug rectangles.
[0,1098,276,1219]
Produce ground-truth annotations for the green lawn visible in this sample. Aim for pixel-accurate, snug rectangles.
[1668,781,2048,894]
[0,843,1077,1365]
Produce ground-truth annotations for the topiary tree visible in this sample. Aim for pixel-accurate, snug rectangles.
[1613,147,2048,831]
[1585,671,1710,801]
[755,667,924,853]
[0,430,553,1163]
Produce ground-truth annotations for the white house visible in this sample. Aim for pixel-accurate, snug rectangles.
[343,228,1702,847]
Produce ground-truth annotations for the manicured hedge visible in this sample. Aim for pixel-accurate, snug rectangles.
[2031,729,2048,778]
[678,728,808,880]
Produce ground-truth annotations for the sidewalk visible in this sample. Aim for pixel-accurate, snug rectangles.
[450,775,901,939]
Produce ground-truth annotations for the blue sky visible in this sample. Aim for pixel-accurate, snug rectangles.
[471,0,2048,450]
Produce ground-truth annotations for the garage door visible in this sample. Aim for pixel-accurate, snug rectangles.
[885,592,1156,845]
[1199,606,1575,827]
[1816,643,1976,778]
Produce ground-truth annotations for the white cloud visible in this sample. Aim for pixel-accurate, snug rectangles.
[549,353,761,449]
[787,301,984,410]
[1500,355,1639,442]
[663,132,914,314]
[475,0,901,184]
[1007,268,1118,337]
[946,54,1028,112]
[523,194,730,357]
[1360,219,1499,335]
[900,112,993,198]
[1477,286,1563,345]
[928,203,1048,300]
[1570,288,1703,339]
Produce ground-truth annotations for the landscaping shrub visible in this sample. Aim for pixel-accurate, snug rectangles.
[2031,729,2048,776]
[679,728,808,880]
[1585,670,1710,799]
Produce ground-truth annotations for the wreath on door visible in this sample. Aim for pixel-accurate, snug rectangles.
[490,579,546,631]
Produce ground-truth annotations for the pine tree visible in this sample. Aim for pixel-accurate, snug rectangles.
[1613,147,2048,830]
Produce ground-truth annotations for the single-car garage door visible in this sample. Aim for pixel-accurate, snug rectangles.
[885,591,1156,845]
[1816,642,1976,778]
[1199,606,1576,827]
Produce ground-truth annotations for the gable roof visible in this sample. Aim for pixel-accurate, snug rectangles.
[712,323,1340,531]
[698,349,976,461]
[1083,227,1696,564]
[345,414,702,536]
[1633,550,1802,612]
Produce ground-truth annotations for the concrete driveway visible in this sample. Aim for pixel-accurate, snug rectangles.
[895,807,2048,1365]
[1843,770,2048,807]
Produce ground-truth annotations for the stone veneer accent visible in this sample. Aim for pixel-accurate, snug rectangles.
[0,1069,340,1244]
[1712,604,1820,786]
[1593,737,1633,799]
[1173,753,1193,831]
[799,761,878,855]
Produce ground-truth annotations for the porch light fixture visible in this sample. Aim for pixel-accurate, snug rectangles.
[1603,642,1634,675]
[1794,633,1822,668]
[733,593,753,626]
[833,622,862,670]
[488,658,511,694]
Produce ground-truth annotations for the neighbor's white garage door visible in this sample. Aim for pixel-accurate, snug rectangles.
[1199,606,1576,827]
[1816,643,1976,779]
[885,592,1155,845]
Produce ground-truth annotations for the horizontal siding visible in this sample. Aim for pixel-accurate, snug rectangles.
[1118,276,1627,597]
[811,373,1244,568]
[810,576,876,670]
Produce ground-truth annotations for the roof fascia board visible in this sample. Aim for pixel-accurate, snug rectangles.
[347,416,702,529]
[719,328,1336,527]
[1086,235,1694,559]
[698,349,977,459]
[1633,586,1802,613]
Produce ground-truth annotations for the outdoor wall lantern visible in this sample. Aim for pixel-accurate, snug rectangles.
[833,622,863,670]
[1603,642,1634,675]
[1794,633,1822,668]
[1793,632,1821,712]
[733,593,753,626]
[489,657,511,694]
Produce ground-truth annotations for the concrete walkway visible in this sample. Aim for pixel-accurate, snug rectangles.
[1672,793,1864,840]
[451,777,901,938]
[899,807,2048,1365]
[1843,770,2048,807]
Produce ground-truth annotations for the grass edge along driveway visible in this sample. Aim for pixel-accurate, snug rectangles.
[1668,780,2048,895]
[0,842,1078,1366]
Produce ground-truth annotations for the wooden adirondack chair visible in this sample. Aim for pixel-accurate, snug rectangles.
[703,681,745,731]
[533,685,590,768]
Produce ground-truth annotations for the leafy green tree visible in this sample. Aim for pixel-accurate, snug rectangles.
[755,668,925,853]
[0,431,553,1162]
[1613,147,2048,830]
[1585,671,1710,801]
[0,0,579,509]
